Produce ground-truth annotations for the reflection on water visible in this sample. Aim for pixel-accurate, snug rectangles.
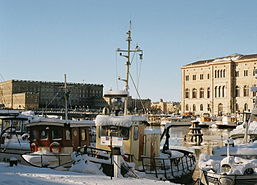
[160,126,233,180]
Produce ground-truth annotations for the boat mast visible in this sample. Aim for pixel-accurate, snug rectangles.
[64,74,68,122]
[117,22,143,115]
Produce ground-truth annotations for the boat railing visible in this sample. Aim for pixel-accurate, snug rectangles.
[141,154,196,180]
[77,145,134,162]
[21,152,72,169]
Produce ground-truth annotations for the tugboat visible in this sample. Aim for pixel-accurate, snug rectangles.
[72,24,196,183]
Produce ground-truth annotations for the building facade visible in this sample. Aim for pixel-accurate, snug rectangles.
[0,80,106,110]
[151,99,180,114]
[181,54,257,116]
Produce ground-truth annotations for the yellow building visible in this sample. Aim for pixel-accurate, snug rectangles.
[181,54,257,116]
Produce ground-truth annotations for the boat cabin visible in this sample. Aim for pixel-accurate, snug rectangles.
[95,115,161,168]
[26,117,95,154]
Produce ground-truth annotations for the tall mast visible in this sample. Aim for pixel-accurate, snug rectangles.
[64,74,68,122]
[117,22,143,115]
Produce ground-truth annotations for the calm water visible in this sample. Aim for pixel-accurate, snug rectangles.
[160,126,234,181]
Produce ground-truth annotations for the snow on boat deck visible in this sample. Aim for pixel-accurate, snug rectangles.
[0,162,178,185]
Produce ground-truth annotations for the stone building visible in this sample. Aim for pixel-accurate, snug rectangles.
[0,80,106,110]
[151,99,180,114]
[181,53,257,116]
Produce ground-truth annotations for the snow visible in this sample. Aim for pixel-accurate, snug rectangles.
[230,121,257,137]
[0,162,177,185]
[144,128,161,135]
[28,116,95,127]
[95,115,147,127]
[213,54,242,62]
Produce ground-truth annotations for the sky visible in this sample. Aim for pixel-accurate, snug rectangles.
[1,0,257,102]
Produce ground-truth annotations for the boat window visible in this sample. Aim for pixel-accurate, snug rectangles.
[52,128,62,140]
[120,127,129,140]
[65,129,71,140]
[100,126,108,137]
[30,130,38,140]
[134,126,139,140]
[40,130,48,140]
[81,129,86,141]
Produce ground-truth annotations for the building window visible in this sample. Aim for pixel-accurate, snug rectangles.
[220,70,223,78]
[185,75,189,81]
[235,86,240,97]
[200,88,204,98]
[235,71,239,77]
[185,88,190,98]
[253,85,256,97]
[253,68,256,76]
[193,104,196,111]
[207,87,210,98]
[223,69,226,78]
[244,103,248,111]
[218,86,221,97]
[215,70,217,78]
[207,74,210,79]
[244,85,249,97]
[193,75,196,80]
[217,70,220,78]
[200,74,204,80]
[192,88,197,98]
[207,104,211,112]
[222,86,225,97]
[215,86,218,98]
[235,103,239,112]
[200,104,203,111]
[244,70,248,76]
[185,104,189,111]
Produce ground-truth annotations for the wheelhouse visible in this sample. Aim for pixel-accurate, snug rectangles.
[27,117,94,154]
[95,115,161,168]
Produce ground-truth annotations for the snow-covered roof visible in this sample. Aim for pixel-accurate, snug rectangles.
[95,115,147,127]
[27,116,94,127]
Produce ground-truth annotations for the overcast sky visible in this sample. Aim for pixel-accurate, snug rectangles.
[1,0,257,101]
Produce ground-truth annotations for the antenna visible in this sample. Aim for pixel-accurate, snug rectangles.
[117,21,143,115]
[64,74,68,122]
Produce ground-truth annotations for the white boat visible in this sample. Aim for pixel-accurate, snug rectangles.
[212,115,237,129]
[0,110,32,163]
[160,116,192,127]
[199,85,257,185]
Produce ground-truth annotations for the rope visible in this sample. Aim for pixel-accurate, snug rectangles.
[129,73,146,114]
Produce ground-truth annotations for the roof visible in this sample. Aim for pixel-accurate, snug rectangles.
[27,116,95,127]
[183,53,257,67]
[95,115,147,127]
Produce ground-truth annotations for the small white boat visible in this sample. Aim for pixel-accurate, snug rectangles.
[212,116,237,129]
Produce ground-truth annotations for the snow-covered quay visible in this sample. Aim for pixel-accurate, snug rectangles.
[0,162,178,185]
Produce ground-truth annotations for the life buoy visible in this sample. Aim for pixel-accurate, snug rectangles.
[30,143,38,152]
[49,142,61,153]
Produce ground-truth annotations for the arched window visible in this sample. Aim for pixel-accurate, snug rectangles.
[185,104,189,111]
[215,70,217,78]
[220,70,223,78]
[193,104,196,111]
[200,104,203,111]
[235,103,239,112]
[217,70,219,78]
[244,103,248,111]
[218,86,221,97]
[215,86,218,97]
[200,88,204,98]
[235,86,240,97]
[223,69,226,78]
[244,85,249,97]
[222,86,225,97]
[253,85,256,97]
[218,103,223,116]
[185,88,190,98]
[207,87,210,98]
[192,88,197,98]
